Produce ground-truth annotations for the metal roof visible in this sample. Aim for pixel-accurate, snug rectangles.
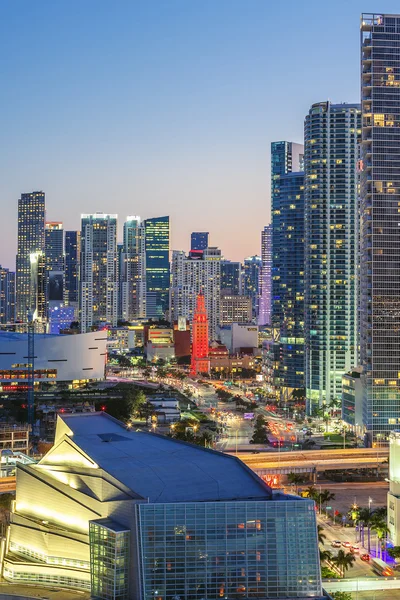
[57,412,272,504]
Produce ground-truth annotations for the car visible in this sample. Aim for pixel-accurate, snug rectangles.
[350,546,360,554]
[361,553,370,562]
[331,541,341,548]
[342,541,351,548]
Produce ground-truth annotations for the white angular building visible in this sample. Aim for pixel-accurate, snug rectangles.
[2,412,325,600]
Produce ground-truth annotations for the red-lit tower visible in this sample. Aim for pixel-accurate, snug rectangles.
[191,294,210,376]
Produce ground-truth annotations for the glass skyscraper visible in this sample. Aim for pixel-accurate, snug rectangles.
[120,217,146,320]
[220,260,241,295]
[65,231,81,307]
[144,216,170,318]
[360,14,400,444]
[16,191,45,321]
[243,256,261,320]
[191,231,209,251]
[304,102,361,414]
[272,173,305,391]
[0,267,15,324]
[258,225,272,326]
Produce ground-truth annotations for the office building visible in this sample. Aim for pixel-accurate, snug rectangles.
[48,305,76,334]
[342,367,363,432]
[304,101,361,413]
[0,267,15,323]
[16,191,45,322]
[144,216,170,318]
[65,231,81,312]
[120,217,146,321]
[80,214,118,331]
[191,231,209,251]
[3,411,323,599]
[360,13,400,444]
[242,256,261,319]
[30,251,47,324]
[170,247,221,340]
[220,260,241,295]
[272,173,305,391]
[220,295,252,326]
[191,294,210,375]
[259,225,272,326]
[218,323,259,354]
[45,222,64,310]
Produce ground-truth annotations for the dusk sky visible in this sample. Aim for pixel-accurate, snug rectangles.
[1,1,398,269]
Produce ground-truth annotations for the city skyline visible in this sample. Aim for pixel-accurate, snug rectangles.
[3,1,400,268]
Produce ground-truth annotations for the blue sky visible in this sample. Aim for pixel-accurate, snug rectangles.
[0,1,398,267]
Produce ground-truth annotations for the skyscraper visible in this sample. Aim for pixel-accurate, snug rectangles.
[45,222,64,310]
[29,251,47,324]
[242,256,261,320]
[304,101,361,413]
[271,173,305,391]
[65,231,81,310]
[120,216,146,321]
[80,214,118,331]
[170,247,221,340]
[191,294,210,375]
[220,260,241,295]
[360,13,400,444]
[191,231,209,251]
[16,191,45,321]
[259,225,272,326]
[144,216,170,318]
[0,267,15,324]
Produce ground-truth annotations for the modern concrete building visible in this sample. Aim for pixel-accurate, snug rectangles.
[16,191,45,322]
[304,102,361,414]
[342,367,363,434]
[360,13,400,444]
[170,247,221,340]
[2,411,324,599]
[120,217,146,321]
[0,266,15,323]
[0,331,107,389]
[388,431,400,545]
[258,225,272,326]
[220,295,252,326]
[80,214,118,331]
[65,231,81,316]
[218,323,259,354]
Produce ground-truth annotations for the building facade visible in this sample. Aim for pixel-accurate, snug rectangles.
[220,260,241,296]
[80,214,118,331]
[304,102,361,413]
[258,225,272,326]
[0,267,15,323]
[2,411,324,600]
[144,216,170,318]
[120,217,146,321]
[191,294,210,375]
[170,247,221,340]
[220,295,252,326]
[242,256,261,320]
[272,173,305,391]
[16,192,45,322]
[65,231,81,311]
[190,231,209,251]
[360,13,400,444]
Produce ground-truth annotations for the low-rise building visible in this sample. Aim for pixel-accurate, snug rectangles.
[218,323,259,354]
[342,367,363,434]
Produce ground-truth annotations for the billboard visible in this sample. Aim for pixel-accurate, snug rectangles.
[244,413,254,420]
[48,271,64,302]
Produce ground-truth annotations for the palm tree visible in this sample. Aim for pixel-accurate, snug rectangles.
[305,486,319,501]
[371,515,389,559]
[287,473,307,494]
[319,549,332,563]
[332,550,356,577]
[318,524,326,545]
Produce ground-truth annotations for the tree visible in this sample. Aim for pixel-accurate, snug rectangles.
[388,546,400,561]
[251,415,270,444]
[287,472,307,494]
[331,550,356,577]
[358,507,373,552]
[304,486,319,502]
[319,549,332,563]
[318,524,326,546]
[371,514,389,559]
[332,593,353,600]
[320,489,335,508]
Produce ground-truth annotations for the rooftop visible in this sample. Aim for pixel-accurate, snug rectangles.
[52,412,272,504]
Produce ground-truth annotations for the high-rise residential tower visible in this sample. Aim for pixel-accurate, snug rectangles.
[242,256,261,320]
[360,13,400,444]
[65,231,81,310]
[16,191,45,321]
[259,225,272,326]
[191,231,209,251]
[120,216,146,321]
[45,222,64,310]
[304,101,361,413]
[170,247,221,340]
[80,214,118,331]
[0,267,15,324]
[144,216,170,318]
[272,173,305,391]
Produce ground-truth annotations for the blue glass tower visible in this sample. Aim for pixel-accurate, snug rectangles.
[191,231,209,251]
[220,260,241,295]
[144,216,170,318]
